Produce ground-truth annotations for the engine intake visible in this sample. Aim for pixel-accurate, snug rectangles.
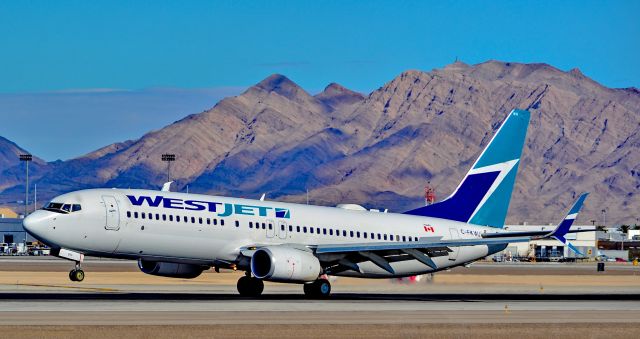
[138,259,204,279]
[251,246,321,283]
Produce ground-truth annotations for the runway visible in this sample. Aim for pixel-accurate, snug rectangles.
[1,258,639,337]
[1,290,640,325]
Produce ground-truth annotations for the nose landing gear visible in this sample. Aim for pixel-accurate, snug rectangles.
[69,262,85,282]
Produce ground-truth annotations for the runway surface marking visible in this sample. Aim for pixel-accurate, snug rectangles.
[15,283,120,292]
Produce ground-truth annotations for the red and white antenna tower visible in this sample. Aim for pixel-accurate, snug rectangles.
[424,182,436,206]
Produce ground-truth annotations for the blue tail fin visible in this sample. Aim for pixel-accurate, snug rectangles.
[548,193,589,255]
[404,109,530,228]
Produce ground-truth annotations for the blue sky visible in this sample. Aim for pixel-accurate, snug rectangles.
[1,1,638,160]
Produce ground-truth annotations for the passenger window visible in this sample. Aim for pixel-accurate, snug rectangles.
[297,226,300,232]
[261,223,266,229]
[72,204,81,212]
[141,212,146,219]
[156,213,160,220]
[323,228,327,235]
[184,216,188,223]
[169,215,173,222]
[191,217,195,223]
[303,227,307,233]
[396,235,400,241]
[377,234,381,240]
[249,222,253,228]
[280,225,285,231]
[268,223,272,230]
[383,234,387,240]
[235,220,239,227]
[289,225,293,232]
[162,214,167,221]
[402,236,406,242]
[134,212,139,218]
[206,218,210,225]
[329,229,333,236]
[364,232,367,239]
[199,217,203,224]
[310,227,314,234]
[356,231,360,238]
[221,219,225,226]
[127,211,131,218]
[350,231,354,237]
[343,230,347,237]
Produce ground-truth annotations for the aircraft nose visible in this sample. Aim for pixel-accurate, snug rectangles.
[22,210,52,235]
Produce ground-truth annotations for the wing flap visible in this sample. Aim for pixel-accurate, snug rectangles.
[315,236,531,254]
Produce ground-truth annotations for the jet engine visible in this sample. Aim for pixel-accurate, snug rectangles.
[251,246,322,283]
[137,259,204,279]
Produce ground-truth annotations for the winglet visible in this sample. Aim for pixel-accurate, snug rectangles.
[161,181,173,192]
[548,193,589,255]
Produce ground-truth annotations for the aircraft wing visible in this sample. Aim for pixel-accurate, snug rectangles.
[315,236,530,254]
[312,193,590,274]
[312,236,530,274]
[482,228,592,239]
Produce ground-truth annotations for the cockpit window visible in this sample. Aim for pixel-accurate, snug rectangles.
[43,202,82,214]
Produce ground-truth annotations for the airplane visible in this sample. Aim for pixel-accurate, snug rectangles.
[22,109,590,297]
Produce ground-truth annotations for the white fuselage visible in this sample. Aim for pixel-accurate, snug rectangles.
[25,188,503,278]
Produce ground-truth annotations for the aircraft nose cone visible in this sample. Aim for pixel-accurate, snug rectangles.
[22,210,50,235]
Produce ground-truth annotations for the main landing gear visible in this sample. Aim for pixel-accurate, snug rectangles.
[69,262,85,282]
[237,274,264,297]
[303,278,331,298]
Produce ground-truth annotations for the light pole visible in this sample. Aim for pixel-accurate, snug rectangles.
[19,154,32,253]
[19,154,32,218]
[161,154,176,182]
[601,209,606,227]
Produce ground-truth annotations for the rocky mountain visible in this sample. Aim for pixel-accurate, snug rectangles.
[1,60,639,225]
[0,136,49,193]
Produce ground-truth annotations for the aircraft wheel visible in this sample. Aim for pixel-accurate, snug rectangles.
[69,269,85,282]
[304,279,331,298]
[237,275,263,297]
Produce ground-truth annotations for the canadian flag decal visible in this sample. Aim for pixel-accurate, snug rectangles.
[423,225,435,232]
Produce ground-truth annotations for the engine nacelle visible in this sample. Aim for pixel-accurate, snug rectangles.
[251,246,322,283]
[138,259,204,279]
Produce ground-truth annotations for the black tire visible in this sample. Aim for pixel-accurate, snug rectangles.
[316,279,331,297]
[73,269,85,282]
[250,277,264,297]
[303,279,331,298]
[237,276,251,296]
[237,276,264,297]
[69,270,77,282]
[303,282,315,297]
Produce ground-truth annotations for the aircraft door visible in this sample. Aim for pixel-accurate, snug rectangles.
[102,195,120,231]
[277,221,287,239]
[266,219,275,238]
[448,228,459,261]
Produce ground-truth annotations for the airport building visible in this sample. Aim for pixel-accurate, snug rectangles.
[497,224,597,261]
[0,217,38,254]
